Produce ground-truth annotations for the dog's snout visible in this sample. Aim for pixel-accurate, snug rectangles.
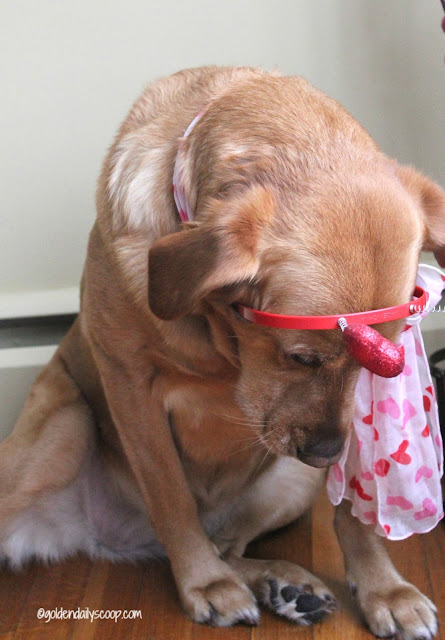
[297,430,344,468]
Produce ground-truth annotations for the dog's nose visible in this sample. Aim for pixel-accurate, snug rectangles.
[297,432,344,468]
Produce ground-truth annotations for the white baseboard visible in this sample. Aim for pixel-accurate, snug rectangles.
[0,287,80,320]
[0,346,57,441]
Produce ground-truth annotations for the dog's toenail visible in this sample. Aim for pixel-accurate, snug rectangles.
[281,585,300,602]
[295,594,324,612]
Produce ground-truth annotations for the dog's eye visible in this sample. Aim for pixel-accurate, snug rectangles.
[290,353,321,367]
[230,303,248,321]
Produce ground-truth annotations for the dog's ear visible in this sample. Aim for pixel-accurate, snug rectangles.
[148,186,274,320]
[397,165,445,267]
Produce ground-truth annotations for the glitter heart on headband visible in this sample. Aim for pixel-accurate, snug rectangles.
[235,286,428,378]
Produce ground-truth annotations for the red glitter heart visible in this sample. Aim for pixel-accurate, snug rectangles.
[423,395,431,412]
[342,324,404,378]
[422,425,430,437]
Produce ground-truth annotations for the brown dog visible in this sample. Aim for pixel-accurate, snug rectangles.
[1,66,444,637]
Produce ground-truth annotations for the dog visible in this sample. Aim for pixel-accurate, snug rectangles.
[1,66,444,637]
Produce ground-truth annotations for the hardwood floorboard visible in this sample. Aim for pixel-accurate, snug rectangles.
[12,557,91,640]
[250,510,313,640]
[0,491,443,640]
[421,519,445,639]
[0,562,38,636]
[312,491,366,640]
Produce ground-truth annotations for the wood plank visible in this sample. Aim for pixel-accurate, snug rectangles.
[421,523,445,640]
[0,562,38,636]
[312,490,365,640]
[68,561,109,640]
[12,556,91,640]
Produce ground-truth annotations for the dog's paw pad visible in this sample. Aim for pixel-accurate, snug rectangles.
[294,593,326,612]
[265,577,337,625]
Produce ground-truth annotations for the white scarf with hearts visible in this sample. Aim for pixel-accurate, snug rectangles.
[327,264,444,540]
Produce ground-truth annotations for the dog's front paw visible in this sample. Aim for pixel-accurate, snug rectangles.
[181,573,259,627]
[355,581,438,640]
[256,560,337,626]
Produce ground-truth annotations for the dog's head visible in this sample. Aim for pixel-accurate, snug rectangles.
[148,102,445,468]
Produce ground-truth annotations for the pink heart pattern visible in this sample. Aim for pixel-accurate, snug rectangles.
[390,440,412,465]
[415,466,433,483]
[402,399,416,429]
[349,476,373,501]
[362,401,373,425]
[402,363,412,376]
[332,464,343,483]
[374,459,390,477]
[414,498,437,521]
[386,495,414,510]
[363,511,377,524]
[377,397,400,419]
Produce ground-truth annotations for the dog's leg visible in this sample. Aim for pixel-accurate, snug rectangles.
[0,346,95,565]
[213,457,337,625]
[334,499,438,640]
[87,338,259,627]
[214,457,324,557]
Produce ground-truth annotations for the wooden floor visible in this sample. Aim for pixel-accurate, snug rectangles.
[0,490,443,640]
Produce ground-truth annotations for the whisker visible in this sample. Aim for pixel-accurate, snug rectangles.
[207,409,265,429]
[252,440,274,475]
[226,435,267,457]
[227,421,285,460]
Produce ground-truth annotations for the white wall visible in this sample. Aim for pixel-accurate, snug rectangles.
[1,0,444,437]
[1,0,444,316]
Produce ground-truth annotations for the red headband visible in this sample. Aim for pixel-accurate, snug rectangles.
[236,286,428,378]
[236,286,427,330]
